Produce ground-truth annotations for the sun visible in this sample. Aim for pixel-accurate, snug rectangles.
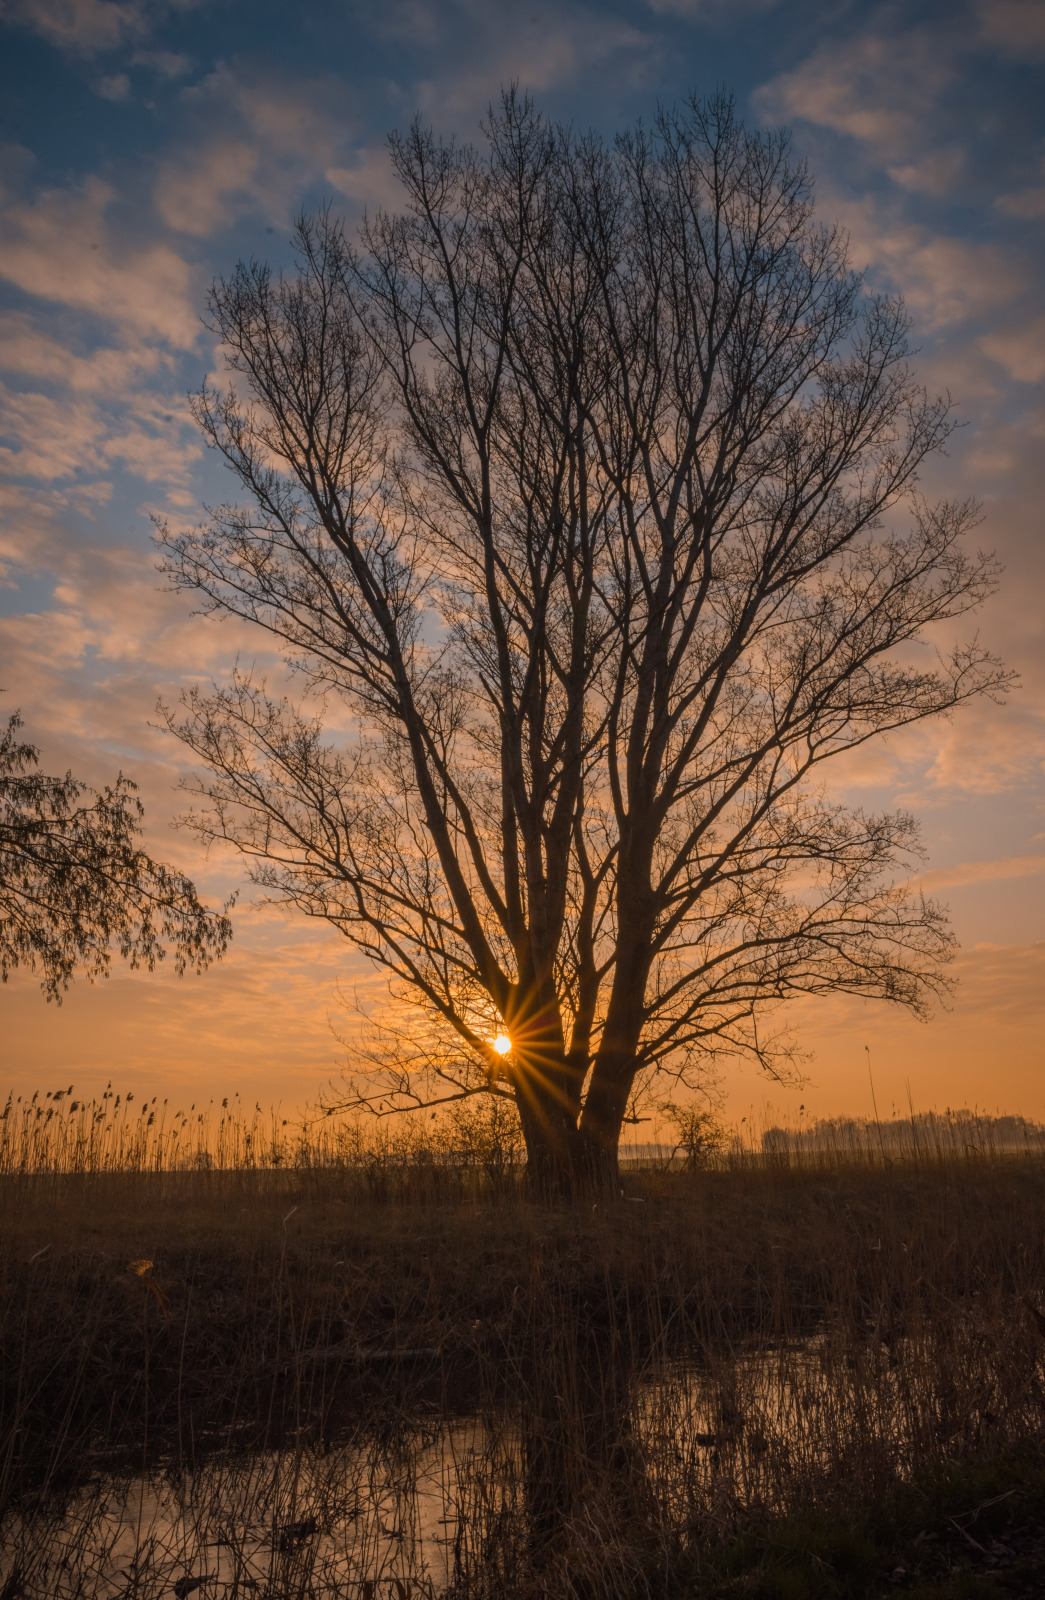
[492,1033,512,1056]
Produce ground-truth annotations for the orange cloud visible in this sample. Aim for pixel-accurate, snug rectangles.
[913,855,1045,894]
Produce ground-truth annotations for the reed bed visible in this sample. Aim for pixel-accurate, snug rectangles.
[1,1093,1045,1597]
[3,1084,1042,1183]
[0,1086,537,1181]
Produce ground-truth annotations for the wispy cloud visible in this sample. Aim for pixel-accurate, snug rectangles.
[130,46,191,76]
[91,69,129,97]
[980,313,1045,385]
[0,0,202,55]
[326,145,409,219]
[0,895,363,1105]
[755,22,962,180]
[0,176,198,346]
[645,0,780,14]
[914,855,1045,895]
[977,0,1045,57]
[916,701,1045,799]
[375,0,658,123]
[1,0,151,53]
[835,199,1026,328]
[0,313,167,391]
[154,66,356,235]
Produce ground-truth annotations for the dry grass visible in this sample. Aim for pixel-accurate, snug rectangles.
[2,1094,1045,1597]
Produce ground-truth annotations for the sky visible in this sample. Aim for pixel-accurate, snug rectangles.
[0,0,1043,1129]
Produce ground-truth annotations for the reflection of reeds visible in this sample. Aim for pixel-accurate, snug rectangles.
[1,1093,1044,1596]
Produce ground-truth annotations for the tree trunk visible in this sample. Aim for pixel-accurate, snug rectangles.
[573,918,653,1198]
[513,1076,582,1201]
[577,1042,638,1197]
[511,1014,639,1200]
[516,1095,626,1201]
[576,1123,621,1196]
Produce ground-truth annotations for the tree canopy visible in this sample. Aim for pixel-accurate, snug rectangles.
[159,91,1007,1191]
[0,712,231,1002]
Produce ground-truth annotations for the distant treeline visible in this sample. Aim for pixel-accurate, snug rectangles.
[762,1110,1045,1156]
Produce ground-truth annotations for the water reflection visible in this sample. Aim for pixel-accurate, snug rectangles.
[2,1313,1024,1597]
[1,1422,514,1597]
[522,1309,655,1561]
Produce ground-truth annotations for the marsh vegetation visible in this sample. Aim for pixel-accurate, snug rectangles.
[2,1093,1045,1597]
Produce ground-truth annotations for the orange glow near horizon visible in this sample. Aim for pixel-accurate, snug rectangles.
[0,0,1042,1140]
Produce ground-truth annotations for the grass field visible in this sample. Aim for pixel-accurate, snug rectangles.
[2,1094,1045,1597]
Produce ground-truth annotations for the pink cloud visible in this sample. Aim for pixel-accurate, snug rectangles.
[155,138,265,236]
[996,186,1045,220]
[916,701,1045,797]
[818,194,1026,329]
[397,1,656,120]
[0,384,114,481]
[1,0,202,55]
[326,147,409,219]
[0,904,365,1108]
[978,0,1045,57]
[154,68,355,236]
[0,374,201,492]
[0,314,168,391]
[980,314,1045,385]
[887,148,965,196]
[92,71,130,99]
[755,27,959,173]
[0,177,198,347]
[645,0,779,13]
[130,47,191,77]
[1,0,150,52]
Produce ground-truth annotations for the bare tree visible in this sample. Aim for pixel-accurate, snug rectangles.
[159,91,1007,1193]
[0,712,231,1000]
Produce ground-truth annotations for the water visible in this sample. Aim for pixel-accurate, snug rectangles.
[1,1420,520,1597]
[2,1327,1025,1597]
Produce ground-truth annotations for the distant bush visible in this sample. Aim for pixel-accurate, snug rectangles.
[658,1103,727,1170]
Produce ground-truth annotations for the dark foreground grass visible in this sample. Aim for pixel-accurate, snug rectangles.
[1,1134,1044,1596]
[3,1154,1044,1479]
[681,1446,1045,1598]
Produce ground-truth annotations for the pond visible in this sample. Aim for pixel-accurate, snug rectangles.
[3,1321,1005,1599]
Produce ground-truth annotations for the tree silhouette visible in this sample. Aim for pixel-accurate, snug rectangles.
[160,91,1007,1192]
[0,712,231,1001]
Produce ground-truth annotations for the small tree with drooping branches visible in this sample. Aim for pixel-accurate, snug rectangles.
[0,712,231,1001]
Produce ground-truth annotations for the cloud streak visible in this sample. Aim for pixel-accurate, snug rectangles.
[914,855,1045,895]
